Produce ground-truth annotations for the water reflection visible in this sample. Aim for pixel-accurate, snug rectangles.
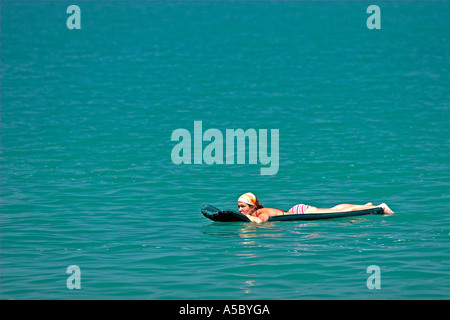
[241,279,256,294]
[237,222,285,244]
[201,221,286,244]
[200,218,381,257]
[200,221,325,252]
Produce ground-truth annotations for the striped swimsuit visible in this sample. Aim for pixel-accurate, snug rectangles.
[287,204,310,214]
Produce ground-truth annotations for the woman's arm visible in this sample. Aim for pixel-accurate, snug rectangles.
[248,212,269,223]
[250,208,282,223]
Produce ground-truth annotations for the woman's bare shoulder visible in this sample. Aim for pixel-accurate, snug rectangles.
[257,207,283,216]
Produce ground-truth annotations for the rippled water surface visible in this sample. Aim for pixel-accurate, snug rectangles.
[1,1,449,299]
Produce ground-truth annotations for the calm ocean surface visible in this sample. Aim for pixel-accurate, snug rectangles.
[1,1,449,300]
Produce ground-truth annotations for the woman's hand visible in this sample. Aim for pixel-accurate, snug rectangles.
[248,210,270,223]
[248,215,262,223]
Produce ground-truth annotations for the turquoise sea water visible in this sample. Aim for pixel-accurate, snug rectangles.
[1,1,449,299]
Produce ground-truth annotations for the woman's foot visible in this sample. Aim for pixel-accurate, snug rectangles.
[378,203,394,215]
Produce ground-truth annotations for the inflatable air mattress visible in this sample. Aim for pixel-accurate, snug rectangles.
[201,204,384,222]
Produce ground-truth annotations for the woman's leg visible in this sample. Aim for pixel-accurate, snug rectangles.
[305,205,370,214]
[306,203,393,214]
[330,203,377,211]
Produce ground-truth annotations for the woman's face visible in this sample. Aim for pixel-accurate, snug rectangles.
[238,202,256,216]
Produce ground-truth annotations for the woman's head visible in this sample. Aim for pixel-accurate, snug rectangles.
[237,192,263,215]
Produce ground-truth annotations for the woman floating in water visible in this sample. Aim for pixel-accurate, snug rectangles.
[237,192,394,223]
